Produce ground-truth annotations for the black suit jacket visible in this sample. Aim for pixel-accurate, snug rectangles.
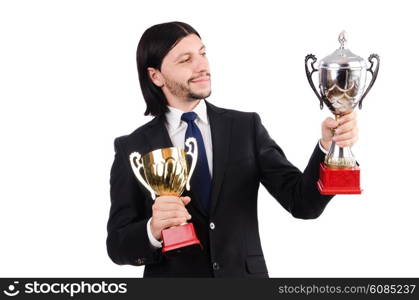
[106,100,334,277]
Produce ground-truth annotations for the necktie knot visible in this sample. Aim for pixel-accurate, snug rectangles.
[181,112,197,122]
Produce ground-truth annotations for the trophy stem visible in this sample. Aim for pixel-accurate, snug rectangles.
[325,114,357,169]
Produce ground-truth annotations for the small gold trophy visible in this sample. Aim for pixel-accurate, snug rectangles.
[129,137,202,253]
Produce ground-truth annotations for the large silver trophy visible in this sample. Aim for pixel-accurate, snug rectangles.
[305,31,380,194]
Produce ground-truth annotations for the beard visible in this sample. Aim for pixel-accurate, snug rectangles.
[164,74,211,101]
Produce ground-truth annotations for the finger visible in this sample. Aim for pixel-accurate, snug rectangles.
[338,111,356,125]
[155,209,189,218]
[335,120,357,135]
[323,117,339,129]
[158,217,188,229]
[333,129,357,142]
[180,196,191,206]
[152,203,188,212]
[155,196,184,205]
[154,209,191,220]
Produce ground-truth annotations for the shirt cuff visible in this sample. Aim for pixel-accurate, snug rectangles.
[147,218,162,248]
[318,139,329,154]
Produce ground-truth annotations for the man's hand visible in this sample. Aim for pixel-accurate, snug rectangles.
[320,110,359,151]
[150,196,192,241]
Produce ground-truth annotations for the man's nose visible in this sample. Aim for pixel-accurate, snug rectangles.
[194,55,209,73]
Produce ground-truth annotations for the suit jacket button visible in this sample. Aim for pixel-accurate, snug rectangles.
[209,222,215,230]
[212,262,220,271]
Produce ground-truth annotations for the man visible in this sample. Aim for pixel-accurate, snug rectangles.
[106,21,358,277]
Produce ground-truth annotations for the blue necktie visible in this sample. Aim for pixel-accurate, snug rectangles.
[181,112,212,213]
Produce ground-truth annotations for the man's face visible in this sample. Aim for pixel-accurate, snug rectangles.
[156,34,211,102]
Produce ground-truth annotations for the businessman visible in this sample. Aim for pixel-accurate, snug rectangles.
[106,21,358,277]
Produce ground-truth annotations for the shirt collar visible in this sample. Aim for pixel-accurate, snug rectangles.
[165,100,209,131]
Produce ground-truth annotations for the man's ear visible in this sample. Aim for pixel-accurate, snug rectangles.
[147,67,164,87]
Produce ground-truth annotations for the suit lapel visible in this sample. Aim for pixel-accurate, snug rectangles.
[143,114,173,151]
[205,100,232,216]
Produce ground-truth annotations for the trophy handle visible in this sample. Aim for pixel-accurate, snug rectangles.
[184,137,197,191]
[129,152,156,200]
[305,54,324,109]
[358,53,380,109]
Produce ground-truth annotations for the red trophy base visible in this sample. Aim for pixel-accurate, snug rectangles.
[317,162,362,195]
[161,223,202,254]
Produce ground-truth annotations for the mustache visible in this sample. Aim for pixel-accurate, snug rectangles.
[189,73,211,82]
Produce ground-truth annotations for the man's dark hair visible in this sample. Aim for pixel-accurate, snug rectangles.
[136,21,201,117]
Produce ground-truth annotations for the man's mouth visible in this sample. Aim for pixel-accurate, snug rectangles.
[190,75,211,83]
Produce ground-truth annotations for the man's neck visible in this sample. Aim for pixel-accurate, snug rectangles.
[168,99,201,112]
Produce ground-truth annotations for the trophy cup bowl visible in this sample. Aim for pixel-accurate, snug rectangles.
[305,31,380,194]
[129,137,202,254]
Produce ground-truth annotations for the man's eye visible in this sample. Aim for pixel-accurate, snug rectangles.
[201,52,206,56]
[180,58,191,63]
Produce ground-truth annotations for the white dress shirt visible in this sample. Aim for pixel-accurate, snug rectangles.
[147,99,213,248]
[146,100,328,248]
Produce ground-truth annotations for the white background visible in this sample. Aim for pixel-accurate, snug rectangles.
[1,0,418,277]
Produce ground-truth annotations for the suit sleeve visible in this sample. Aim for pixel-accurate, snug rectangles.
[253,112,334,219]
[106,137,162,266]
